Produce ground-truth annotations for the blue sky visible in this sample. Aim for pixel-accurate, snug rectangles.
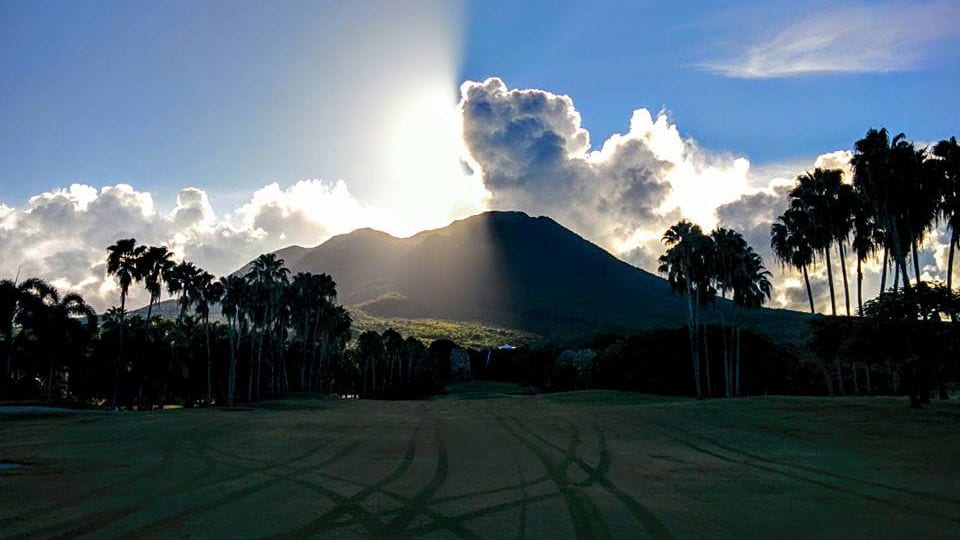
[2,0,958,205]
[460,0,960,160]
[1,0,959,311]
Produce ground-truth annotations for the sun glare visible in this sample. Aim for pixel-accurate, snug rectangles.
[377,84,487,237]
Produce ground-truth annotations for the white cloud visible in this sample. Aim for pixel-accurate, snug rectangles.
[459,77,954,313]
[705,1,960,78]
[0,180,371,312]
[459,77,752,266]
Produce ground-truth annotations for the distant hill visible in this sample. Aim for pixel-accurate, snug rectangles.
[139,211,813,345]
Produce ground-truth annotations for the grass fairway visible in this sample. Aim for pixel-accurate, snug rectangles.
[2,384,959,539]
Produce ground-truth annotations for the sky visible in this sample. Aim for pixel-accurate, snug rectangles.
[1,0,959,312]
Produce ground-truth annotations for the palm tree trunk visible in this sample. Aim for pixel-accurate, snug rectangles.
[912,241,922,285]
[255,329,264,402]
[686,285,702,399]
[227,324,237,407]
[47,359,55,401]
[948,230,957,291]
[146,297,153,321]
[734,325,742,397]
[889,221,912,291]
[893,264,900,292]
[949,230,958,323]
[835,359,845,396]
[852,361,860,395]
[802,265,815,313]
[718,298,730,398]
[817,359,834,396]
[825,248,837,316]
[3,327,13,398]
[856,258,864,316]
[838,243,851,316]
[247,330,256,403]
[703,322,712,397]
[205,316,212,404]
[111,293,126,409]
[864,363,872,394]
[879,247,888,293]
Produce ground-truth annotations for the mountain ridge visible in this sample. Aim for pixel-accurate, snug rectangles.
[139,211,812,345]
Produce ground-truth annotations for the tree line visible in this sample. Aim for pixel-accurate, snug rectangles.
[1,239,443,406]
[657,222,773,399]
[772,130,959,315]
[769,129,960,402]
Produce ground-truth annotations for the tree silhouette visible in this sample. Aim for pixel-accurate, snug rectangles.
[219,275,248,406]
[659,220,715,399]
[710,227,745,397]
[851,191,882,314]
[105,238,145,408]
[788,168,849,315]
[932,137,960,293]
[852,129,915,291]
[730,245,772,396]
[139,245,174,321]
[193,271,221,404]
[771,208,816,313]
[245,254,289,401]
[17,290,97,399]
[1,277,56,396]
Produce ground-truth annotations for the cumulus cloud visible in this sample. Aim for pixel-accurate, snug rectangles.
[459,77,752,264]
[0,180,371,311]
[705,1,960,78]
[459,77,954,314]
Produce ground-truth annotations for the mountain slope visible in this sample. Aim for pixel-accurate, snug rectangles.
[273,211,811,344]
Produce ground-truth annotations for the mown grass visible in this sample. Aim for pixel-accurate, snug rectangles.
[2,391,958,539]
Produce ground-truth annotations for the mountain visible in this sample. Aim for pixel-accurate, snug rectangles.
[268,211,811,345]
[140,211,811,345]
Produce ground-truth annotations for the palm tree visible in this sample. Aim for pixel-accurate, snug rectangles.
[771,208,816,313]
[245,254,289,401]
[106,238,145,407]
[166,261,201,322]
[30,292,97,400]
[852,129,915,292]
[789,169,847,315]
[219,275,247,406]
[193,271,221,404]
[0,277,57,396]
[851,192,882,314]
[710,227,746,397]
[932,137,960,292]
[659,220,714,399]
[161,260,201,407]
[139,246,174,321]
[730,246,772,396]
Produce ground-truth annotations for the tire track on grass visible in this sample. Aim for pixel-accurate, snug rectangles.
[497,416,613,540]
[385,421,449,533]
[656,419,960,507]
[268,419,428,539]
[108,429,370,540]
[0,418,234,538]
[512,416,672,540]
[647,422,960,526]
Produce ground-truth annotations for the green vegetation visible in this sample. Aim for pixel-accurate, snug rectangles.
[2,391,959,538]
[351,310,545,348]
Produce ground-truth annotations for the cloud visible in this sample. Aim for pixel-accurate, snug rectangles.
[459,77,955,314]
[705,1,960,78]
[459,77,751,260]
[0,180,370,311]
